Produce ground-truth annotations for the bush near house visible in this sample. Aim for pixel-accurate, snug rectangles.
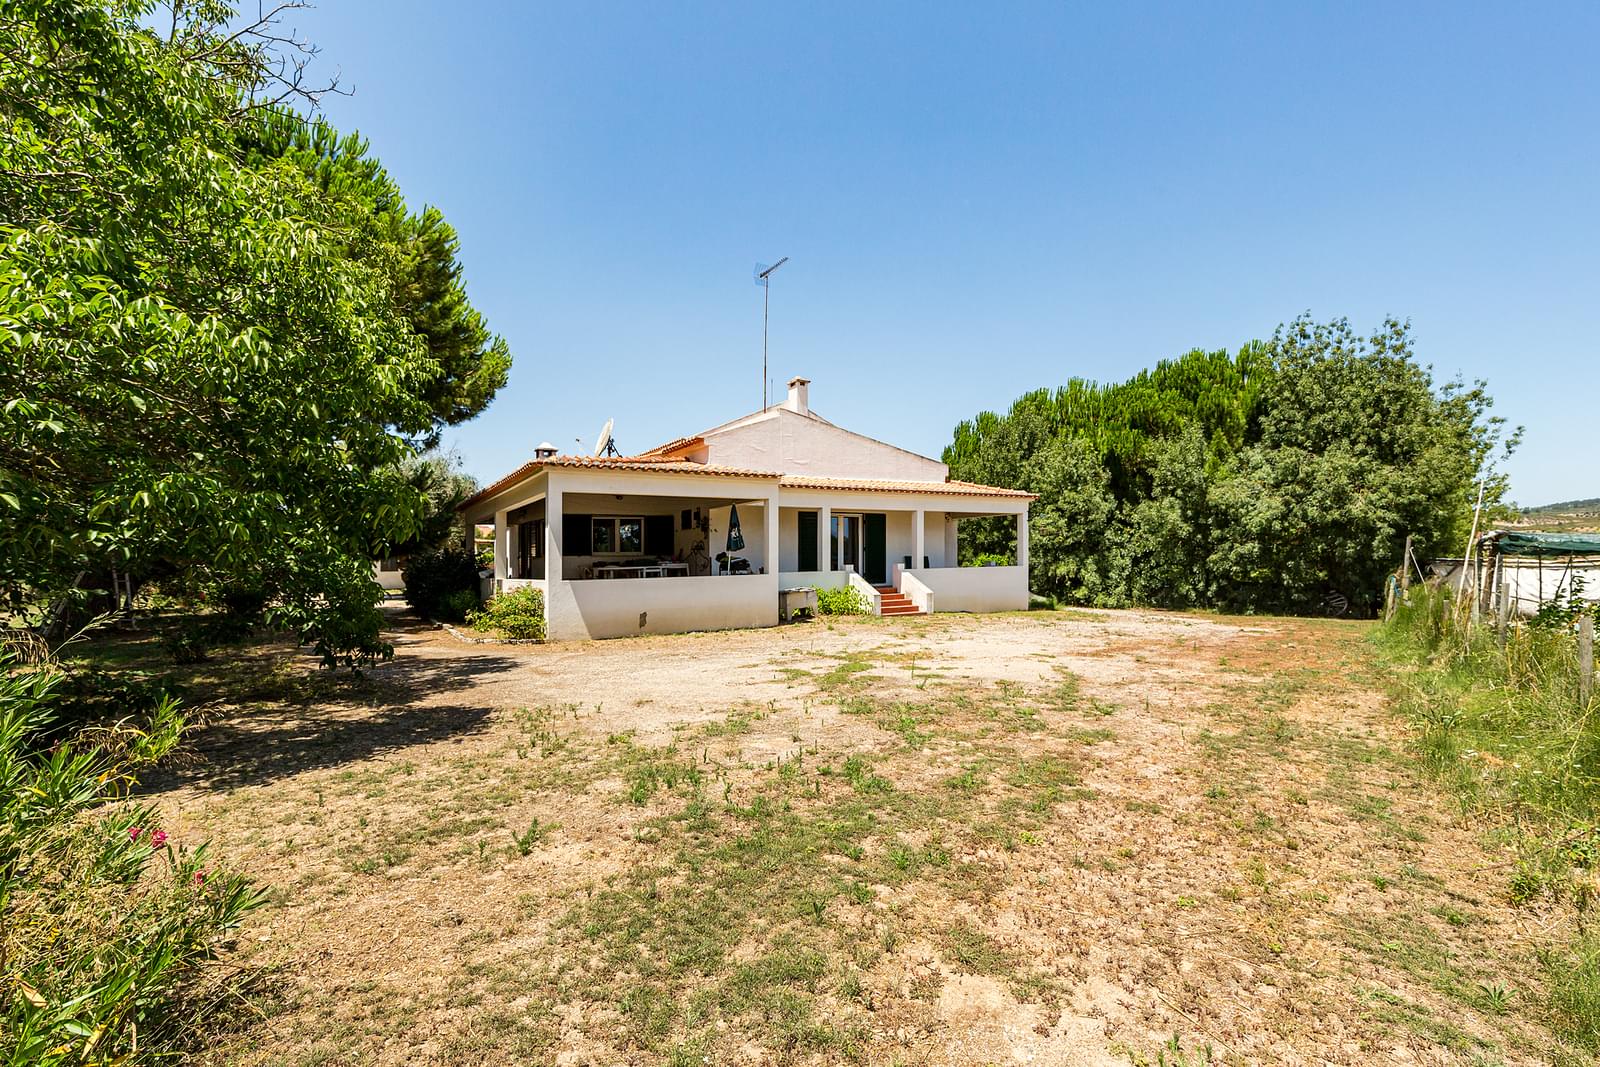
[0,662,263,1064]
[815,586,870,616]
[467,587,546,640]
[402,547,481,621]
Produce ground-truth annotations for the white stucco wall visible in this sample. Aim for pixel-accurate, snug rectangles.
[703,409,948,481]
[374,561,405,591]
[778,570,849,591]
[908,565,1029,613]
[545,574,778,640]
[706,503,770,573]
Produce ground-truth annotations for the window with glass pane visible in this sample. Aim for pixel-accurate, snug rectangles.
[618,518,643,554]
[591,518,615,554]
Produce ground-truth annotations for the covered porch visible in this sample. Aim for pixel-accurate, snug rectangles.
[774,487,1032,615]
[460,464,784,641]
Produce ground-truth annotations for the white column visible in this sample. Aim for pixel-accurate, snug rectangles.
[912,508,925,571]
[545,482,563,582]
[818,504,831,572]
[763,494,780,576]
[945,516,958,567]
[1017,508,1029,573]
[492,507,509,580]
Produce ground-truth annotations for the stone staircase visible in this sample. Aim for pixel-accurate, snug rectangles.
[874,585,924,617]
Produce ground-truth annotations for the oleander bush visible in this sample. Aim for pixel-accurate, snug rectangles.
[0,660,264,1064]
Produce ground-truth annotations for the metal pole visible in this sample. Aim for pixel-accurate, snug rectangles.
[762,282,769,410]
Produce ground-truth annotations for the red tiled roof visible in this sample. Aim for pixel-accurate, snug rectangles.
[637,435,704,458]
[778,475,1035,499]
[461,459,1032,513]
[458,455,779,511]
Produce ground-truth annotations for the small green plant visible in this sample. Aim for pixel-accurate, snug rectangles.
[1475,981,1514,1014]
[512,818,550,855]
[815,585,869,616]
[467,586,546,640]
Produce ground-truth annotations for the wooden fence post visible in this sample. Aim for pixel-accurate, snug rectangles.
[1400,534,1413,596]
[1581,615,1594,709]
[1497,580,1509,650]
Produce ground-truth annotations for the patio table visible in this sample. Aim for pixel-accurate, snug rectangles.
[594,563,690,579]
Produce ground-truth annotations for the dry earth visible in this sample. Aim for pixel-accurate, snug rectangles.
[144,608,1568,1065]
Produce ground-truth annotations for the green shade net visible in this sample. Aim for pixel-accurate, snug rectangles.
[1490,532,1600,556]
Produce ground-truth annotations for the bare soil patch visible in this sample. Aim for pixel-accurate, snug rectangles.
[139,609,1567,1065]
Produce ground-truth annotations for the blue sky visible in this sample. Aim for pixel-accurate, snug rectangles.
[296,2,1597,505]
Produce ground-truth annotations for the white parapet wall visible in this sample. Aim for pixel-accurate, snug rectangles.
[907,566,1028,613]
[546,574,779,641]
[778,570,850,591]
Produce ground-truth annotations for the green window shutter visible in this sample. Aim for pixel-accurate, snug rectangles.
[644,514,674,556]
[562,513,591,555]
[864,513,887,584]
[797,511,818,571]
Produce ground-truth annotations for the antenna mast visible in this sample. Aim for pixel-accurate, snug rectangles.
[754,257,789,409]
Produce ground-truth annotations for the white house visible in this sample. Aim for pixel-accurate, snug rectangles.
[456,378,1034,641]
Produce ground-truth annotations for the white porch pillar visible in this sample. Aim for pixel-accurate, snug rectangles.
[818,504,831,572]
[945,516,958,567]
[545,481,563,582]
[492,507,510,580]
[1017,507,1030,573]
[912,508,925,571]
[763,494,779,576]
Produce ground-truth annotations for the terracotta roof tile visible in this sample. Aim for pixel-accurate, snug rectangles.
[637,435,704,458]
[458,455,779,512]
[777,475,1035,499]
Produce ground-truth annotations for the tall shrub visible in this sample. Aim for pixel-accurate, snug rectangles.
[0,663,263,1063]
[402,546,481,621]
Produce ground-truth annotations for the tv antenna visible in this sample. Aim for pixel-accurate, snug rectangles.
[754,256,789,408]
[592,417,620,457]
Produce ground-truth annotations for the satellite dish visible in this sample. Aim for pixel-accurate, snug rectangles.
[593,418,615,458]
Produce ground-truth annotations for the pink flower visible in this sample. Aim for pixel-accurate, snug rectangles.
[149,830,168,848]
[194,870,208,886]
[128,827,142,842]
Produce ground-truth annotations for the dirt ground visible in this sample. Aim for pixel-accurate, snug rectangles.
[145,608,1570,1065]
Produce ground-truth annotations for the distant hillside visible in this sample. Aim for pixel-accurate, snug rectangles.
[1515,497,1600,533]
[1523,497,1600,515]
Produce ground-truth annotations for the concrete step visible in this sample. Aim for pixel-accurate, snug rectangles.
[873,586,924,616]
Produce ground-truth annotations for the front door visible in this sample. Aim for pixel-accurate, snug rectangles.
[863,513,887,584]
[832,513,862,574]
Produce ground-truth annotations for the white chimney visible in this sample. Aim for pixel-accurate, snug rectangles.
[785,377,810,416]
[533,441,557,459]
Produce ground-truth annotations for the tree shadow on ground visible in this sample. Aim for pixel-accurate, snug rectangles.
[139,630,524,795]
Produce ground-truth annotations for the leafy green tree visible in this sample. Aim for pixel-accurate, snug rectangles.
[944,317,1514,616]
[242,115,510,438]
[388,450,481,559]
[1207,317,1516,614]
[0,1,508,659]
[1022,437,1118,605]
[1115,425,1214,607]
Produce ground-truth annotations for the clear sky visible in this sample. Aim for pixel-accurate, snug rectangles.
[293,1,1597,505]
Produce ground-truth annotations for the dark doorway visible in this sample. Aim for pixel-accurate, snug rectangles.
[864,513,887,584]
